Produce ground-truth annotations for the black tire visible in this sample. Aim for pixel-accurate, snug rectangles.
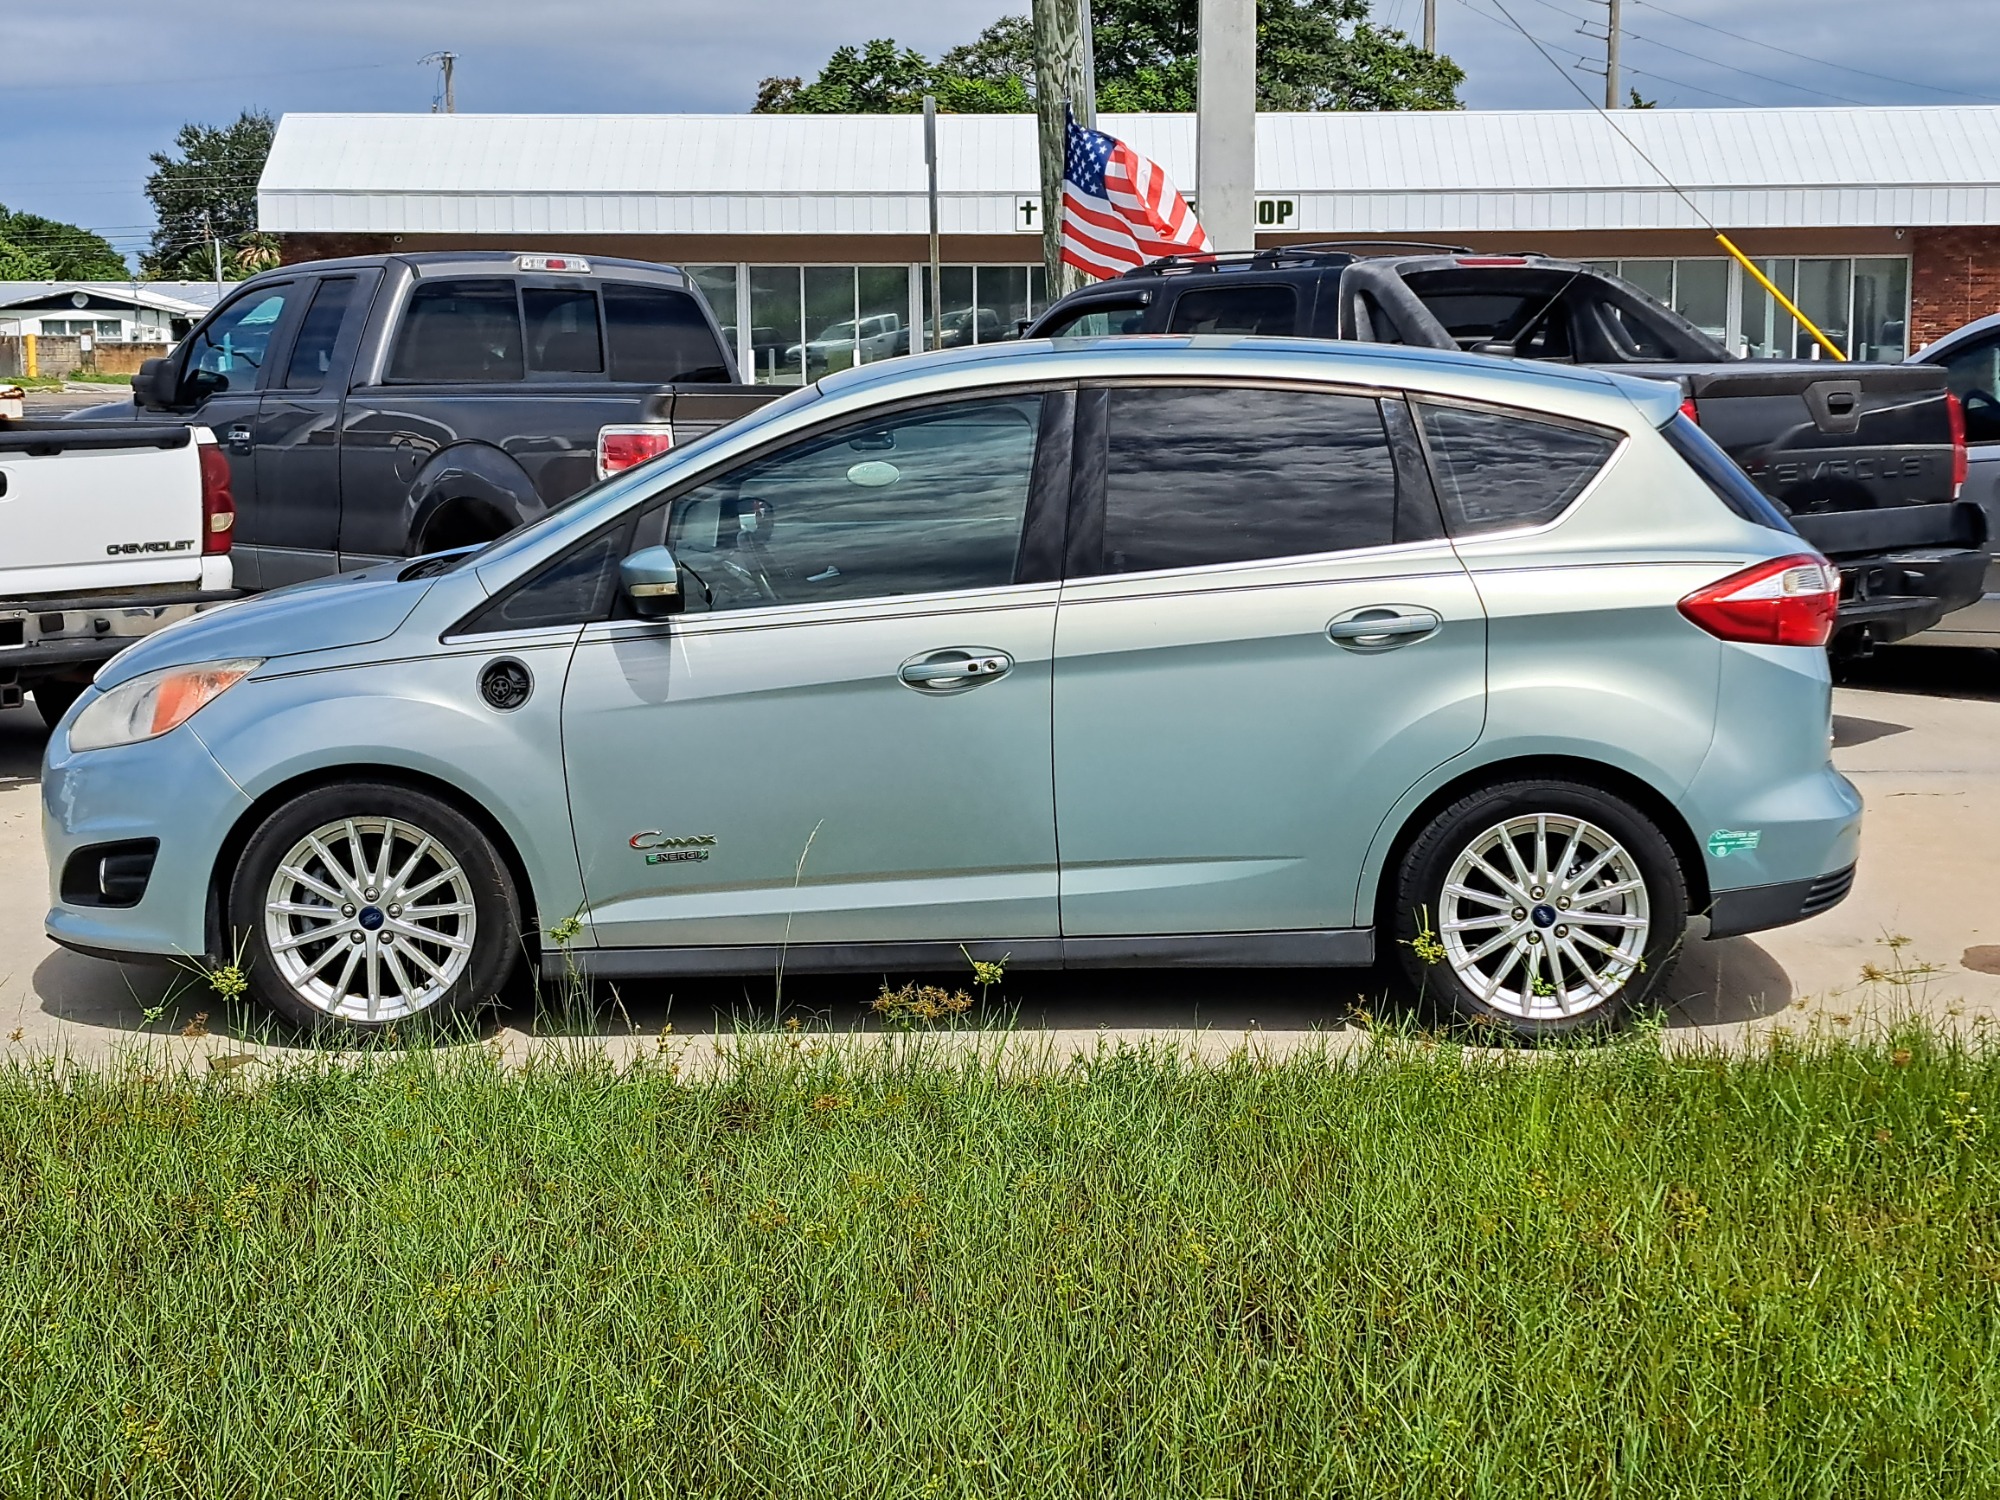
[1390,778,1688,1040]
[227,781,520,1034]
[31,679,84,731]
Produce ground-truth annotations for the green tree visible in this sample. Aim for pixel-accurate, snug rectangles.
[0,206,127,278]
[143,110,274,280]
[755,0,1460,115]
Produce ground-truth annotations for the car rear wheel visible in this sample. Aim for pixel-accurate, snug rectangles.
[228,783,520,1033]
[1391,779,1687,1039]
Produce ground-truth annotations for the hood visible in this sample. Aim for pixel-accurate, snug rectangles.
[94,564,439,690]
[63,397,146,423]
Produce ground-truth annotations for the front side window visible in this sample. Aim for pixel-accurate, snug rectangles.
[389,279,523,383]
[665,395,1045,613]
[1094,386,1401,575]
[1936,333,2000,444]
[183,284,294,389]
[604,283,731,383]
[1040,300,1149,338]
[284,277,358,388]
[1418,402,1620,536]
[1167,285,1299,336]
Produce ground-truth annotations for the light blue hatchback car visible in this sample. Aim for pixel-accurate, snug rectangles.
[43,338,1861,1038]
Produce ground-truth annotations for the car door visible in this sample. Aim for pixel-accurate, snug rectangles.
[560,388,1071,954]
[1052,382,1487,939]
[169,280,300,589]
[254,270,379,585]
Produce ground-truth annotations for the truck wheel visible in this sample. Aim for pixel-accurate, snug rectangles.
[32,680,84,731]
[1391,779,1687,1040]
[227,782,520,1033]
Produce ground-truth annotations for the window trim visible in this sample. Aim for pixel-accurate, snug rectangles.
[1064,376,1444,584]
[1408,392,1630,545]
[446,380,1077,639]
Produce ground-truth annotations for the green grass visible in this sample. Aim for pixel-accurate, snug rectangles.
[0,1028,1994,1496]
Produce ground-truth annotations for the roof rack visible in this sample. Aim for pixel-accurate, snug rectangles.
[1278,239,1475,257]
[1124,245,1364,278]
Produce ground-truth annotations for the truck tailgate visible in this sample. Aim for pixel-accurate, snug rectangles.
[663,386,787,445]
[0,424,212,596]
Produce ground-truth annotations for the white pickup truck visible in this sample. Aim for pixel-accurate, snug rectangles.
[0,399,238,727]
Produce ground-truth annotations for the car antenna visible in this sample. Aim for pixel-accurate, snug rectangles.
[1481,0,1845,361]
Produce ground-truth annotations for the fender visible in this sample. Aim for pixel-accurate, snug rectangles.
[405,441,547,553]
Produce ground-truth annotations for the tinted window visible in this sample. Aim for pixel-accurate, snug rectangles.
[604,283,732,383]
[283,277,356,388]
[463,531,626,633]
[523,287,603,374]
[184,284,293,389]
[1097,387,1399,574]
[666,396,1043,612]
[1935,332,2000,444]
[1041,300,1149,338]
[1661,414,1798,534]
[1167,285,1299,336]
[389,279,523,383]
[1418,402,1619,535]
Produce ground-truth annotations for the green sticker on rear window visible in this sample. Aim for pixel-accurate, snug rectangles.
[1707,828,1762,858]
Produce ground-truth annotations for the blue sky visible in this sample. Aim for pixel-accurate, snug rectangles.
[2,0,1993,270]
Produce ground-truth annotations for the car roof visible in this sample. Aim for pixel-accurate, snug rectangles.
[229,250,693,286]
[1914,311,2000,361]
[813,334,1681,432]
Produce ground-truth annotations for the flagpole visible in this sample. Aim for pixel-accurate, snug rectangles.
[923,94,942,354]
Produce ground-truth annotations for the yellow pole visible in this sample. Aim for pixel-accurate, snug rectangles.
[23,334,36,380]
[1715,232,1846,362]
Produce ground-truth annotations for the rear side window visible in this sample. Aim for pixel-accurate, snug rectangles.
[1417,402,1619,535]
[1040,299,1149,338]
[523,287,604,374]
[1096,386,1400,574]
[1168,285,1298,336]
[390,279,523,382]
[603,283,732,383]
[1661,413,1798,534]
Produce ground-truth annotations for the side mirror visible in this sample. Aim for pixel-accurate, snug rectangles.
[620,545,683,618]
[132,358,174,410]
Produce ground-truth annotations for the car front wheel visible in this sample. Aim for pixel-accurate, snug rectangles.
[228,782,520,1032]
[1392,779,1687,1039]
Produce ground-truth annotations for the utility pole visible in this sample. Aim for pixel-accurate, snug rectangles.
[203,210,222,296]
[922,95,942,353]
[1031,0,1092,296]
[1604,0,1621,108]
[1423,0,1436,51]
[422,51,457,113]
[1196,0,1257,253]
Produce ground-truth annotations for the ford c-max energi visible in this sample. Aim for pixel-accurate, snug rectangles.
[43,337,1861,1039]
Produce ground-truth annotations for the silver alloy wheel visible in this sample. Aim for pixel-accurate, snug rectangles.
[261,816,477,1022]
[1436,813,1650,1021]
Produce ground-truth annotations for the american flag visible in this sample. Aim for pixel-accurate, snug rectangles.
[1060,110,1212,280]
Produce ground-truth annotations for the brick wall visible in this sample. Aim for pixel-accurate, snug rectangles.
[92,341,171,375]
[1911,227,2000,349]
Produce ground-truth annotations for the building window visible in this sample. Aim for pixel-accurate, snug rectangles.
[1589,256,1911,362]
[921,264,1050,349]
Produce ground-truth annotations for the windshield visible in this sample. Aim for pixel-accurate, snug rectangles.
[416,382,829,576]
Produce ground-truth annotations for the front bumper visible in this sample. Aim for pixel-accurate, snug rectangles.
[42,719,248,963]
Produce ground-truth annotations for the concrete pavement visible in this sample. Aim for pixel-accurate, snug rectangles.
[3,653,1997,1065]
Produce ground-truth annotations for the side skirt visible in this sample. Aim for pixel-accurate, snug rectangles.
[542,928,1376,982]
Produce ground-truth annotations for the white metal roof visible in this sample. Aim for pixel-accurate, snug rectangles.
[259,106,2000,238]
[0,281,225,314]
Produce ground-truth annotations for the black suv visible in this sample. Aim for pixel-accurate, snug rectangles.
[1027,244,1986,650]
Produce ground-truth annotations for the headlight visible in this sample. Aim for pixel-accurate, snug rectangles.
[68,658,262,752]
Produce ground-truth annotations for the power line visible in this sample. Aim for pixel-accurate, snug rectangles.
[1450,0,1758,106]
[1630,0,2000,103]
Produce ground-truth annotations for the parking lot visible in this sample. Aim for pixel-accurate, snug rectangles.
[3,652,1996,1061]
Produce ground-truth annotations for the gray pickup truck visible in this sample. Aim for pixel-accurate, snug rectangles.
[1030,246,1987,652]
[71,252,781,589]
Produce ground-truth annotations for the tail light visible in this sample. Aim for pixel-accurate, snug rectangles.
[1679,396,1699,425]
[1455,256,1529,266]
[197,443,235,555]
[1946,390,1969,496]
[596,424,675,480]
[1679,554,1840,648]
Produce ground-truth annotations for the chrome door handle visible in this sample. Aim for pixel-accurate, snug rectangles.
[225,424,253,455]
[1327,606,1442,652]
[898,647,1013,691]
